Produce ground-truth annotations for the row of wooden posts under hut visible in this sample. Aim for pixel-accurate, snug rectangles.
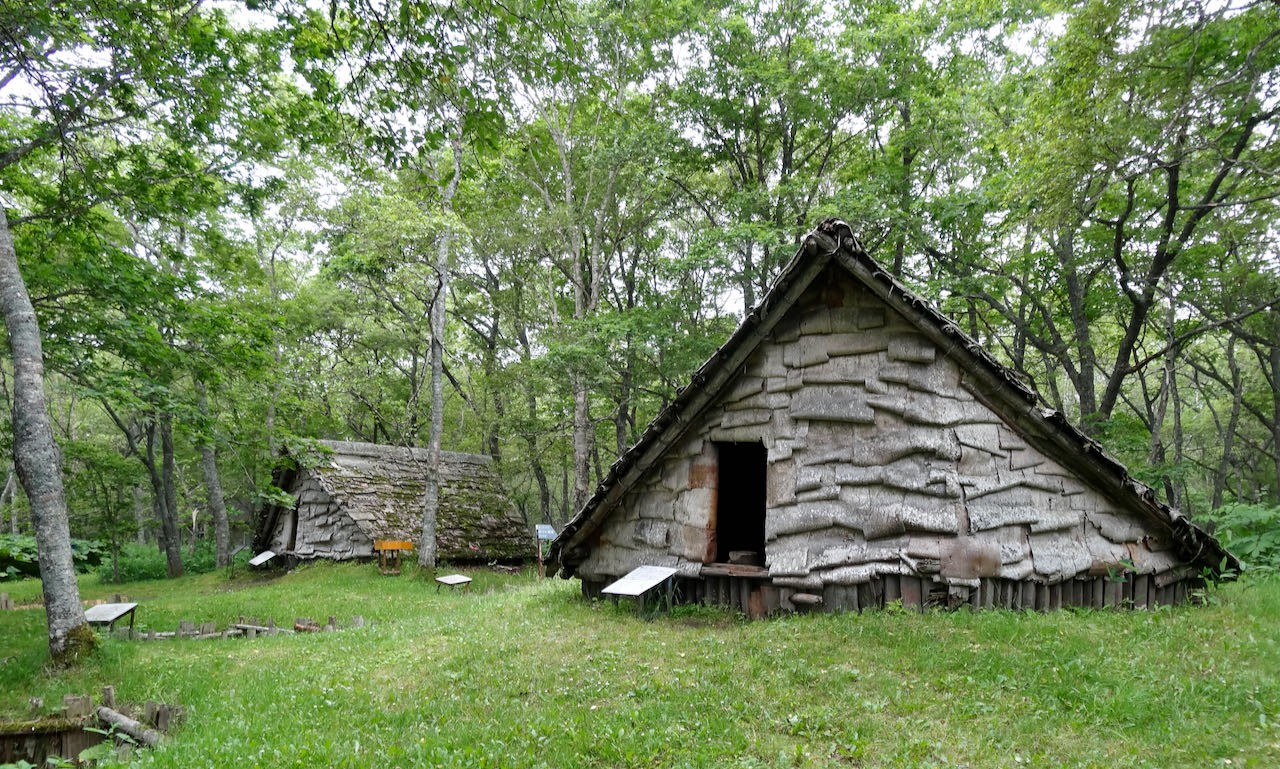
[582,569,1202,618]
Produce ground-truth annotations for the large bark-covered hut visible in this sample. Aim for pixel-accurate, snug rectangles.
[254,440,532,562]
[547,219,1236,614]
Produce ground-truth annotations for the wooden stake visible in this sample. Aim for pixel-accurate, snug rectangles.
[63,694,92,720]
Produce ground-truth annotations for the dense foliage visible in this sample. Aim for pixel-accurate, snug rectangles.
[0,0,1277,578]
[94,541,250,584]
[0,534,104,580]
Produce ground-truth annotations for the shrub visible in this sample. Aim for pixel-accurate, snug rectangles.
[1209,503,1280,575]
[96,539,241,583]
[0,533,105,579]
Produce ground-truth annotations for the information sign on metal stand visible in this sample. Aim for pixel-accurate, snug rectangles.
[535,525,557,577]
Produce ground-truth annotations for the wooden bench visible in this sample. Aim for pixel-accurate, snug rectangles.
[373,540,414,575]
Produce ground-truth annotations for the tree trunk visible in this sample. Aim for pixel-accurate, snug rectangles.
[892,101,913,277]
[146,417,183,577]
[1212,337,1245,510]
[1168,348,1186,510]
[561,462,569,521]
[418,136,462,568]
[1271,341,1280,503]
[515,319,552,526]
[196,383,230,567]
[1050,230,1100,425]
[160,413,182,576]
[0,206,89,663]
[0,470,14,534]
[133,485,147,544]
[571,375,593,514]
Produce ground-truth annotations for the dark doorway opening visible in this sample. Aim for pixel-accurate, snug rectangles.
[286,503,299,551]
[713,441,767,564]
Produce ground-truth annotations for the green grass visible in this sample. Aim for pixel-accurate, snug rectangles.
[2,565,1279,768]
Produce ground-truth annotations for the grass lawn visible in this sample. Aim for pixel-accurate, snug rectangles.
[1,563,1278,768]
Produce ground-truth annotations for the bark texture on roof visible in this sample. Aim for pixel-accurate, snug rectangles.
[259,439,532,562]
[547,219,1237,580]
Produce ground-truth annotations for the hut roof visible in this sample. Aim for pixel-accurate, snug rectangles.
[547,219,1237,578]
[258,440,531,561]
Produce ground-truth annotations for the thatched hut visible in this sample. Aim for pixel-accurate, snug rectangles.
[546,219,1235,614]
[254,440,532,563]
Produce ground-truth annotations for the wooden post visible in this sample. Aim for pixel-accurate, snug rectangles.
[901,576,922,611]
[63,694,92,720]
[537,537,545,578]
[884,575,901,605]
[100,686,116,710]
[1021,582,1036,610]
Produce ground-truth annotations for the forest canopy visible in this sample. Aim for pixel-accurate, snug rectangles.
[1,0,1278,588]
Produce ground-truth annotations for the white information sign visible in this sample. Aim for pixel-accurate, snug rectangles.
[601,565,679,597]
[248,550,276,567]
[536,524,557,540]
[84,602,138,625]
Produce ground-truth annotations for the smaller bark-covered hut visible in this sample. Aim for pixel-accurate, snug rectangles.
[546,219,1237,614]
[254,440,532,563]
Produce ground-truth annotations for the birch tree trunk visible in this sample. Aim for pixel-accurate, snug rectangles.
[418,136,463,568]
[0,207,90,663]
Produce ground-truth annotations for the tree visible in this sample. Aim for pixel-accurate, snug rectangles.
[671,0,866,311]
[0,207,89,662]
[999,0,1280,428]
[1,0,291,653]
